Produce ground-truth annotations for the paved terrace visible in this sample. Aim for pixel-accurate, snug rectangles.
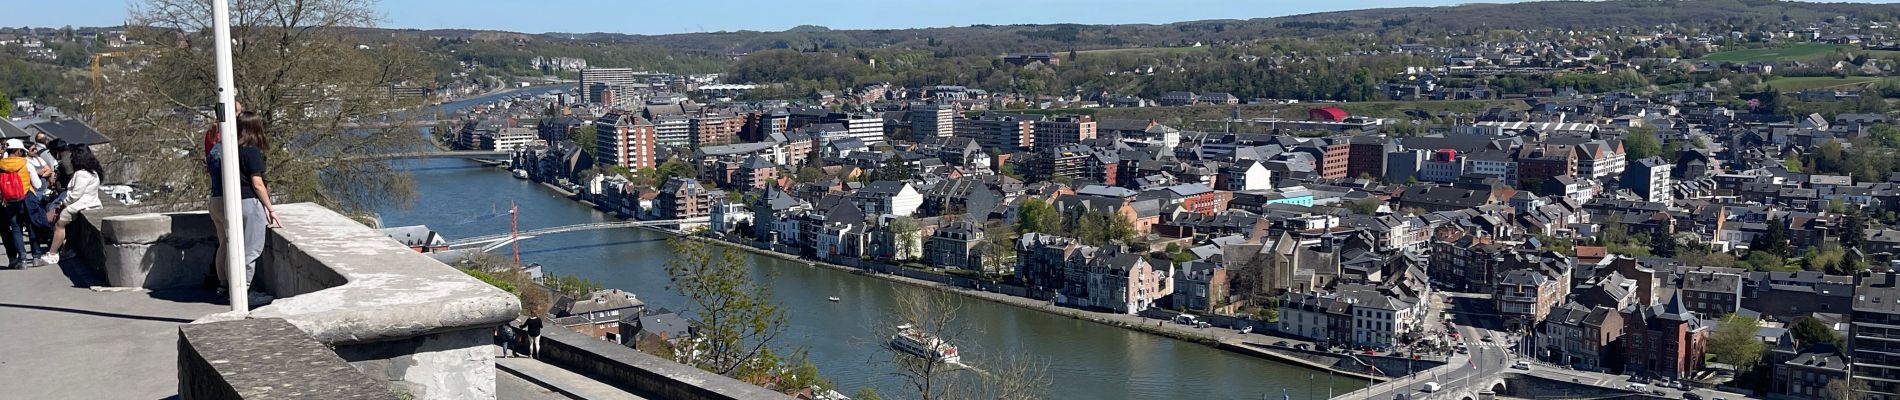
[0,258,578,399]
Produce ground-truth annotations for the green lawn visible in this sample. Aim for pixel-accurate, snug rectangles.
[1763,76,1882,91]
[1701,43,1854,62]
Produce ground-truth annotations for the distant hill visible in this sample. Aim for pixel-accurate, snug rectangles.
[514,0,1900,54]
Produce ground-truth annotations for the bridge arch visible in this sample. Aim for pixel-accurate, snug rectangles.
[1489,380,1507,395]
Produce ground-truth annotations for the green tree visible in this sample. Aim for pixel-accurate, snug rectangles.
[0,95,10,119]
[663,237,789,376]
[871,153,916,182]
[656,158,698,182]
[979,220,1018,276]
[854,388,883,400]
[1791,316,1845,349]
[1106,212,1136,245]
[1844,211,1869,250]
[543,273,605,298]
[1753,217,1792,257]
[1015,198,1062,234]
[1624,126,1662,160]
[1344,198,1383,215]
[1707,315,1768,373]
[889,216,921,261]
[108,0,431,213]
[1824,378,1869,400]
[573,124,598,156]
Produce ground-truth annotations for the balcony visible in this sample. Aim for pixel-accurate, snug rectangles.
[2,203,783,399]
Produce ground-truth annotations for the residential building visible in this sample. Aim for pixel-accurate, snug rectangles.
[851,181,923,217]
[1772,344,1849,400]
[595,112,657,169]
[1622,292,1710,380]
[1679,269,1744,317]
[922,220,988,273]
[650,115,692,147]
[1851,270,1900,399]
[911,103,957,138]
[1222,160,1273,191]
[1033,115,1098,149]
[1624,156,1674,203]
[956,113,1037,152]
[579,68,640,104]
[1085,253,1173,314]
[656,177,720,220]
[553,289,645,344]
[1173,260,1229,313]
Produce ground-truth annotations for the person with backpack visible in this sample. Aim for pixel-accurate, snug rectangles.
[207,111,279,306]
[24,138,56,255]
[40,145,102,266]
[0,140,37,269]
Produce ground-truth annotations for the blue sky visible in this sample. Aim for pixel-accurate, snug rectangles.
[8,0,1532,34]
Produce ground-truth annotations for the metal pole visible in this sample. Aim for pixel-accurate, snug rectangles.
[212,0,247,312]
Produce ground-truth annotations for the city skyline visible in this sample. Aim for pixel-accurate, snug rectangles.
[13,0,1539,35]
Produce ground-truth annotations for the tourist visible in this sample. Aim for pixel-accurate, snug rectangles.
[207,111,279,306]
[495,324,519,358]
[524,316,544,358]
[40,146,102,266]
[0,140,36,268]
[24,138,56,255]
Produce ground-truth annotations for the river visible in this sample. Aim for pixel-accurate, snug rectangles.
[375,86,1361,399]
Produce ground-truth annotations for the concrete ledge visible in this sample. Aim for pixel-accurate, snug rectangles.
[536,328,791,400]
[192,203,521,400]
[244,203,520,345]
[178,318,396,400]
[77,208,217,290]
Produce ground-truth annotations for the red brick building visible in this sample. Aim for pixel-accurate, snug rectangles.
[1622,292,1709,379]
[1347,136,1390,179]
[1515,143,1578,188]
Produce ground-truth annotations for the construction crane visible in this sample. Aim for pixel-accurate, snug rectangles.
[89,49,156,116]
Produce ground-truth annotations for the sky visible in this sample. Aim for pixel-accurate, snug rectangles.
[4,0,1538,34]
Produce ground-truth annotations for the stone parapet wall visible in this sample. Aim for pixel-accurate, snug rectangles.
[178,318,396,400]
[190,203,521,400]
[76,208,218,290]
[535,328,791,400]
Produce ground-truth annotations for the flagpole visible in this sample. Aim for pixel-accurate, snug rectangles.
[211,0,247,312]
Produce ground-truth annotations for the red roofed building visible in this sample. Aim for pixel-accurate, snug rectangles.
[1309,107,1348,122]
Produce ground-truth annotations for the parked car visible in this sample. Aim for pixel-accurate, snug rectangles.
[1272,341,1290,347]
[1421,382,1441,393]
[1294,343,1310,351]
[1684,393,1704,400]
[1511,361,1531,370]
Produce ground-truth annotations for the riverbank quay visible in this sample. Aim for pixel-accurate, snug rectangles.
[482,163,1387,381]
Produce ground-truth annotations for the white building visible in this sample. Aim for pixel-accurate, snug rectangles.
[851,181,923,217]
[651,115,692,147]
[1225,160,1273,191]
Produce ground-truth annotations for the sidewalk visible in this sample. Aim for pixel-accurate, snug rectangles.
[0,259,227,399]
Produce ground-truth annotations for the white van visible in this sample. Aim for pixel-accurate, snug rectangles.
[1421,382,1441,392]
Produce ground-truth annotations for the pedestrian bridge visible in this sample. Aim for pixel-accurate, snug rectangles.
[352,150,512,161]
[445,217,711,252]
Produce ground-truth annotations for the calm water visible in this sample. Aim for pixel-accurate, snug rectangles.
[378,148,1360,400]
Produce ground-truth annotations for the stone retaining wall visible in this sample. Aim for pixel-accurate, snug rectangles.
[191,203,521,400]
[534,328,791,400]
[178,318,396,400]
